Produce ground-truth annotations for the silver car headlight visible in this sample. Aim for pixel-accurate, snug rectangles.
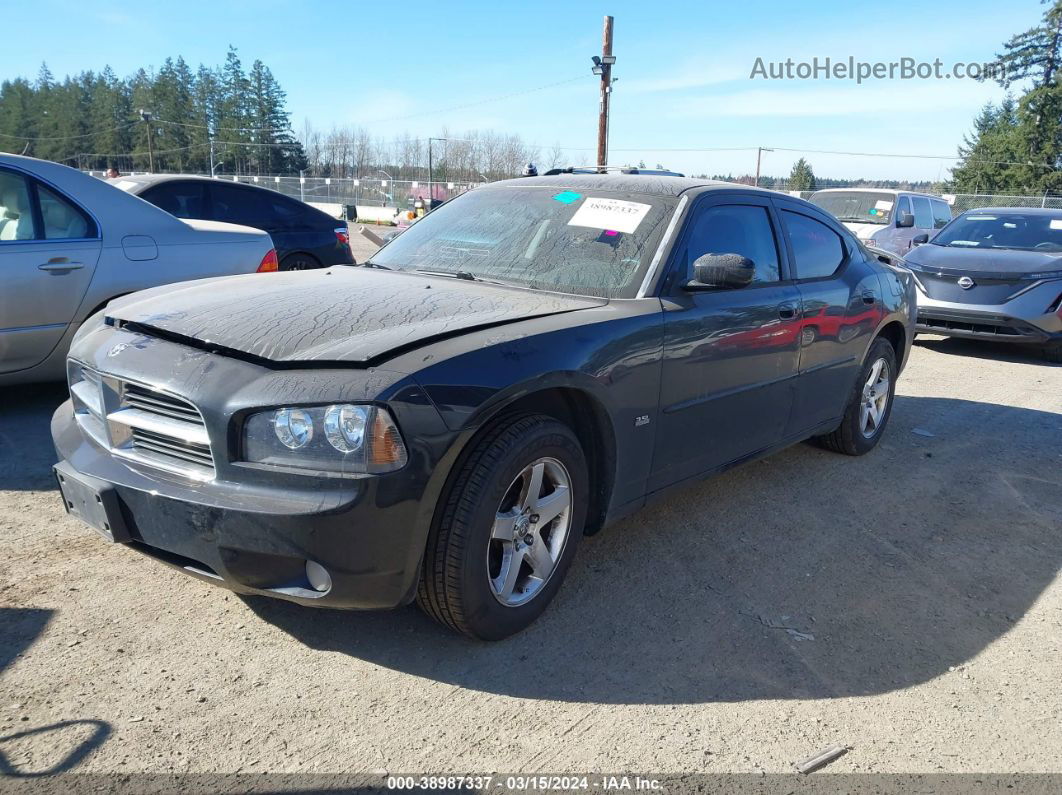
[242,404,408,474]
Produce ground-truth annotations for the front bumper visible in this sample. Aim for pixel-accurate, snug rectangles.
[914,284,1062,344]
[52,399,431,609]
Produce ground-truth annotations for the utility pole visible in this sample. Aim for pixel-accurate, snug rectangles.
[754,147,773,187]
[593,16,615,172]
[139,109,155,173]
[428,138,447,203]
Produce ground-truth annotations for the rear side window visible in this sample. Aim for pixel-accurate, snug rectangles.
[783,210,846,280]
[142,182,207,219]
[38,185,93,239]
[685,204,781,284]
[0,169,38,241]
[210,184,271,227]
[911,197,934,229]
[931,200,952,229]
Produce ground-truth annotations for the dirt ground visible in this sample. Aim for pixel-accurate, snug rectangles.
[1,332,1060,787]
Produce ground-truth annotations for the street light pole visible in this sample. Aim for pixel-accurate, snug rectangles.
[428,138,447,202]
[754,147,773,187]
[594,16,615,172]
[138,109,155,173]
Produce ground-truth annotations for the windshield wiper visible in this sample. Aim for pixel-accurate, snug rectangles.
[416,269,479,280]
[361,260,391,269]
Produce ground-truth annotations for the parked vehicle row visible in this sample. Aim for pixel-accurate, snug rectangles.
[51,173,914,640]
[112,175,355,271]
[0,154,278,386]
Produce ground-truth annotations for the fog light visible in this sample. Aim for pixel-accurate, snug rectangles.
[305,560,332,592]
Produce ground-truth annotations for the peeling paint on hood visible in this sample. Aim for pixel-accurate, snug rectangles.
[105,267,606,365]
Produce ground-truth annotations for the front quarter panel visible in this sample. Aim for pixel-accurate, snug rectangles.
[388,299,665,519]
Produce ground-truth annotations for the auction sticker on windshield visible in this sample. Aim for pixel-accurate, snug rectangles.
[568,197,651,234]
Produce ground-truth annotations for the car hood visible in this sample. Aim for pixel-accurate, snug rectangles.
[842,221,887,239]
[904,242,1062,274]
[105,268,606,365]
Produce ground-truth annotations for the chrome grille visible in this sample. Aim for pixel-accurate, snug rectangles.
[68,361,215,480]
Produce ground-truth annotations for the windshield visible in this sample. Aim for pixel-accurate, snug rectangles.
[809,191,896,225]
[932,212,1062,251]
[369,186,678,298]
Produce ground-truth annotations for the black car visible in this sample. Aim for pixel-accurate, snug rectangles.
[52,175,914,640]
[116,174,354,270]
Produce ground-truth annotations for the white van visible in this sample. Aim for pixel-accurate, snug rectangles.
[808,188,952,255]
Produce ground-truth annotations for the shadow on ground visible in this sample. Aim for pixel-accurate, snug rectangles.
[0,383,67,492]
[915,335,1060,366]
[246,395,1062,704]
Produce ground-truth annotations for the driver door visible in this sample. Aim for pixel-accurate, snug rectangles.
[649,194,802,492]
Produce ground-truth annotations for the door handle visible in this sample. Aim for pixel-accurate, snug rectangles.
[778,302,798,320]
[861,289,877,305]
[38,259,85,272]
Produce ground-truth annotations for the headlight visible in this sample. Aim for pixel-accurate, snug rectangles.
[243,404,407,474]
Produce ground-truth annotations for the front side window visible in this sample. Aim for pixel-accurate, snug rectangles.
[38,185,92,239]
[783,210,846,280]
[931,200,952,229]
[683,204,780,284]
[0,169,38,242]
[369,186,677,298]
[911,197,934,229]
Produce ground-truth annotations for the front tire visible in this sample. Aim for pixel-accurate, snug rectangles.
[815,337,897,456]
[416,414,588,640]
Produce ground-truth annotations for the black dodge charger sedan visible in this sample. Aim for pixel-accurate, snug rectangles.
[52,175,914,639]
[113,174,355,271]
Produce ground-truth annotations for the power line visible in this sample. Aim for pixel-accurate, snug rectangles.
[0,121,137,142]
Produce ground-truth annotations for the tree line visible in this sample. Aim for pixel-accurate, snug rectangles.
[952,0,1062,194]
[0,47,305,174]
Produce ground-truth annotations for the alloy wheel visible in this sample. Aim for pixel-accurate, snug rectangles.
[487,457,573,607]
[859,357,891,438]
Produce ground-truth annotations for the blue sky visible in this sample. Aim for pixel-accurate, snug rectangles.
[1,0,1044,181]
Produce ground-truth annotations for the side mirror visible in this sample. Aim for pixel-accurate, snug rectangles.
[686,253,755,290]
[896,211,915,228]
[911,233,929,247]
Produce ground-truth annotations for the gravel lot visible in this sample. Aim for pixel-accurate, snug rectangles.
[1,330,1060,786]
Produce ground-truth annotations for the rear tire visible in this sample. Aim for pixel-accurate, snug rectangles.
[815,337,897,456]
[279,253,320,271]
[416,414,587,640]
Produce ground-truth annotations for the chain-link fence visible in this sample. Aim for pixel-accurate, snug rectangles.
[781,188,1062,215]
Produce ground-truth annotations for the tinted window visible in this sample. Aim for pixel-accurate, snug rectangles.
[685,204,780,283]
[783,210,845,280]
[895,195,911,221]
[0,169,38,241]
[209,184,272,228]
[911,196,934,229]
[931,200,952,229]
[142,182,207,219]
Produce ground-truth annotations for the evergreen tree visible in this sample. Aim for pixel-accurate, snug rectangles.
[788,157,816,191]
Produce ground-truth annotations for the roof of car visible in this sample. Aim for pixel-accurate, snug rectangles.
[486,173,776,198]
[958,206,1062,215]
[109,173,228,188]
[809,187,942,199]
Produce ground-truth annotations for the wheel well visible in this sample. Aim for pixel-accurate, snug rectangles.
[876,320,906,363]
[281,251,320,265]
[481,388,617,535]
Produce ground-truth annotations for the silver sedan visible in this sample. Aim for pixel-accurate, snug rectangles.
[1,154,277,386]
